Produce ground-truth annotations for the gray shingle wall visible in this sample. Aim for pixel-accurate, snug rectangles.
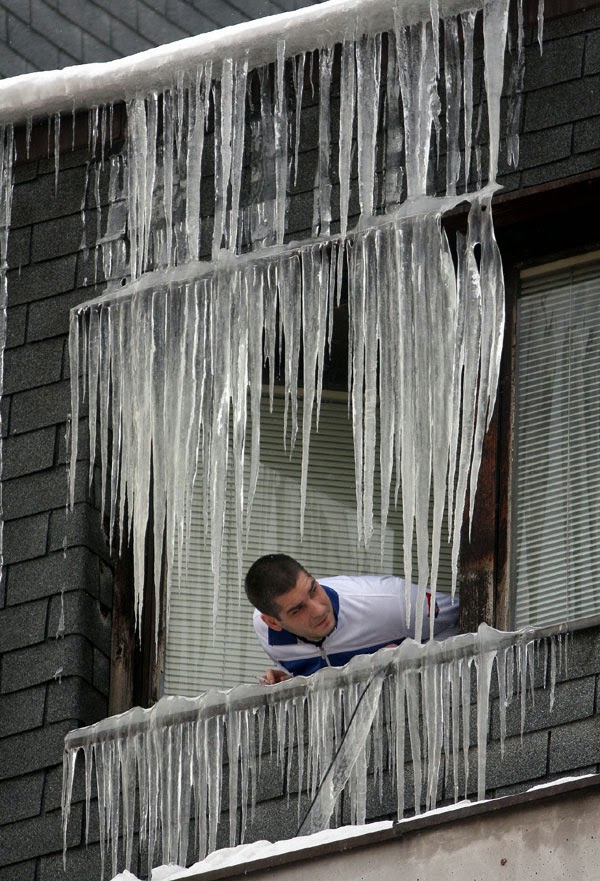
[0,2,597,880]
[497,6,600,189]
[0,148,114,881]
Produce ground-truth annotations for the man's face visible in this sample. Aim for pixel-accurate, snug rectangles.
[261,570,335,642]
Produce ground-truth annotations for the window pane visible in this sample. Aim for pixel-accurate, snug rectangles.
[164,395,454,694]
[512,258,600,628]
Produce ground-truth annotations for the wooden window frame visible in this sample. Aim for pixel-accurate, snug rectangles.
[454,171,600,631]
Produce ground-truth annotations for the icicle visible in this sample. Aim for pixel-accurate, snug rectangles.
[348,233,366,543]
[230,55,249,253]
[339,41,356,239]
[163,89,175,265]
[461,657,472,797]
[63,625,570,876]
[444,17,462,194]
[356,34,381,219]
[59,0,523,668]
[231,270,249,588]
[279,254,301,455]
[506,0,525,168]
[25,116,32,158]
[449,657,461,801]
[361,229,379,546]
[384,33,404,210]
[68,310,80,514]
[0,124,15,578]
[451,222,482,595]
[292,53,306,187]
[428,218,457,634]
[185,64,209,262]
[86,307,100,492]
[475,634,496,801]
[394,669,406,817]
[377,227,396,553]
[62,747,78,869]
[307,668,387,834]
[315,47,333,237]
[395,17,440,197]
[54,112,61,193]
[537,0,545,53]
[246,265,264,527]
[468,198,505,528]
[209,270,232,630]
[549,635,557,711]
[412,216,433,642]
[482,0,511,183]
[496,645,508,755]
[460,11,476,191]
[406,667,423,812]
[274,41,288,245]
[300,245,328,535]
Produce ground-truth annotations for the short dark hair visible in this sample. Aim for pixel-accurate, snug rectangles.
[245,553,307,617]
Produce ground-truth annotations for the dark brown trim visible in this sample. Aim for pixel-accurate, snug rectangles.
[108,535,136,716]
[493,260,520,631]
[457,172,600,630]
[108,505,165,713]
[457,410,498,632]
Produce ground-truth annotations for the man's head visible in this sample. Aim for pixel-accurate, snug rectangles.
[245,554,335,642]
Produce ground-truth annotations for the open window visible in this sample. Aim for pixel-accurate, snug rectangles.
[163,390,457,694]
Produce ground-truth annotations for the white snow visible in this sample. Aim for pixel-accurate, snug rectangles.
[0,0,488,126]
[106,772,592,880]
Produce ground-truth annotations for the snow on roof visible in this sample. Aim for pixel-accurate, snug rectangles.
[0,0,482,126]
[110,775,600,881]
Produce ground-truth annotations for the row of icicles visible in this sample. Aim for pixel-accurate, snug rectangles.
[62,626,567,880]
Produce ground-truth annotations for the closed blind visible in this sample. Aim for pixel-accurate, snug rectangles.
[163,394,453,695]
[512,257,600,629]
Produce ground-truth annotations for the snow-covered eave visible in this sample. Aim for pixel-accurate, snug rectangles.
[166,774,600,881]
[0,0,484,127]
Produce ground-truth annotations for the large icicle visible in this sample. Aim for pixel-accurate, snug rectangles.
[0,125,14,581]
[63,0,520,638]
[62,626,567,877]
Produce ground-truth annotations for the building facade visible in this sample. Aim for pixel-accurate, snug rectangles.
[0,0,599,878]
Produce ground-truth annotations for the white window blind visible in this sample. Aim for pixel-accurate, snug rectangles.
[512,255,600,629]
[163,394,454,695]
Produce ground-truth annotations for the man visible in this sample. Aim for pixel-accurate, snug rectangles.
[245,553,460,684]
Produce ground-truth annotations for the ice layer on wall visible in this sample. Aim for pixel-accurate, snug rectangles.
[62,625,567,879]
[67,0,516,641]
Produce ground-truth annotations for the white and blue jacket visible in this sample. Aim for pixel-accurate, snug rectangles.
[253,574,460,677]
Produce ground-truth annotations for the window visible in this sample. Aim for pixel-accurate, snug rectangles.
[163,393,456,695]
[511,254,600,628]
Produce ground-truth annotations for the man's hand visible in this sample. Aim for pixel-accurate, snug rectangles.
[259,668,292,685]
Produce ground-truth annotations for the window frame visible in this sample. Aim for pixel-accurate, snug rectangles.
[454,171,600,631]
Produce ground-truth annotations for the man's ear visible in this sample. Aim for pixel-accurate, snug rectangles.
[261,612,282,631]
